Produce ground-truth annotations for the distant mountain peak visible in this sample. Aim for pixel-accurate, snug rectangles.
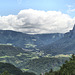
[68,24,75,38]
[70,24,75,35]
[64,24,75,38]
[72,24,75,31]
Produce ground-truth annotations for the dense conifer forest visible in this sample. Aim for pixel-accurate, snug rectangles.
[0,54,75,75]
[43,54,75,75]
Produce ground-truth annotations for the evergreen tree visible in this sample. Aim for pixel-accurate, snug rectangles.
[44,54,75,75]
[49,68,53,73]
[0,71,10,75]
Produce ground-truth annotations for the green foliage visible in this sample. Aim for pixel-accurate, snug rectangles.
[0,43,70,75]
[27,57,67,75]
[59,54,75,75]
[0,71,10,75]
[44,54,75,75]
[49,68,53,73]
[0,62,36,75]
[23,72,36,75]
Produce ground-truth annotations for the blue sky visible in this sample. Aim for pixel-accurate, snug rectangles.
[0,0,75,34]
[0,0,75,17]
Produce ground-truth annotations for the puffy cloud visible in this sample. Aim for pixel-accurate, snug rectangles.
[0,9,75,34]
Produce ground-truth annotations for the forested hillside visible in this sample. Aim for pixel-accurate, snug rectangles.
[40,25,75,55]
[0,26,75,75]
[0,62,36,75]
[0,30,63,51]
[44,54,75,75]
[0,44,69,75]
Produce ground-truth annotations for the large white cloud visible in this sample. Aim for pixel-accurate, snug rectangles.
[0,9,75,34]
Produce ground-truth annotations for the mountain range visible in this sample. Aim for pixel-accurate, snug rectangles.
[0,44,68,75]
[40,25,75,55]
[0,29,63,53]
[0,25,75,55]
[0,25,75,74]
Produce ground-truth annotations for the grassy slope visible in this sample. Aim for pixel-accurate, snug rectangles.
[0,45,70,75]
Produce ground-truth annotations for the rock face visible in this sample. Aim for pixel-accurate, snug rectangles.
[64,25,75,38]
[0,25,75,55]
[39,25,75,55]
[72,25,75,33]
[70,25,75,37]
